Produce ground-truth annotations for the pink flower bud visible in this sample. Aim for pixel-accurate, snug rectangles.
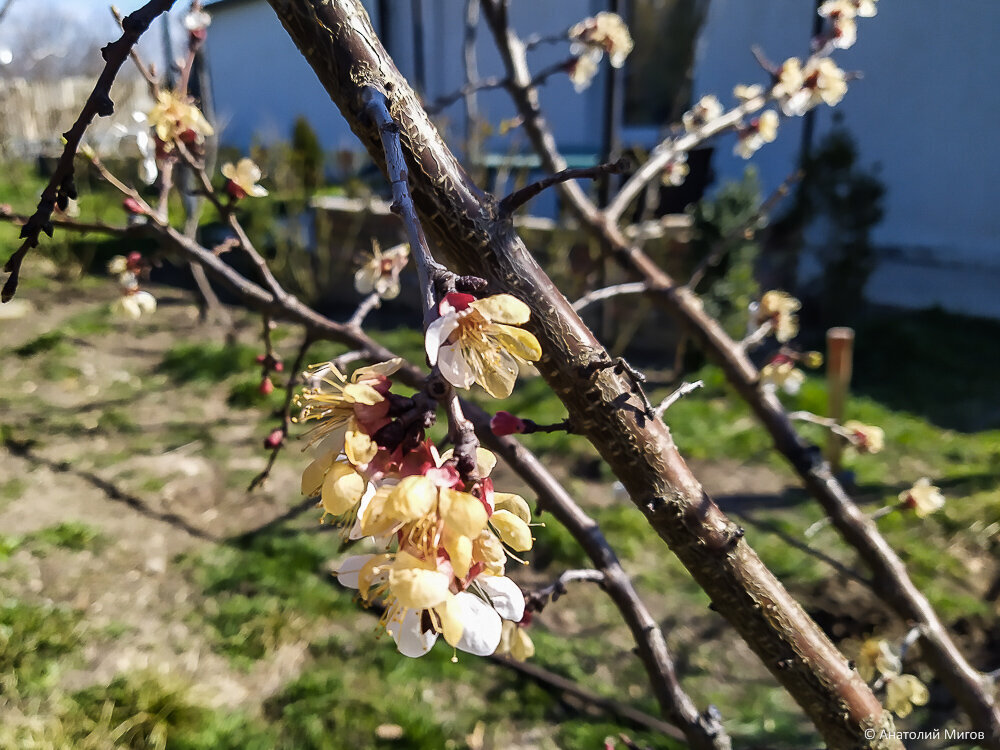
[273,361,284,373]
[255,354,267,364]
[491,411,526,436]
[259,377,274,395]
[264,428,283,449]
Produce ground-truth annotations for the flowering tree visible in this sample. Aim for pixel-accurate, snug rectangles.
[3,1,999,748]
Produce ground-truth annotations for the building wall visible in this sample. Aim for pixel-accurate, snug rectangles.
[693,0,1000,315]
[205,0,605,155]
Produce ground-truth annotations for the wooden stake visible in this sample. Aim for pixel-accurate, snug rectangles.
[826,327,855,471]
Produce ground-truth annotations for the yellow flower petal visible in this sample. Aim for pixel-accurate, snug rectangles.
[301,450,336,496]
[321,462,366,516]
[344,428,377,466]
[494,493,531,523]
[358,553,392,600]
[473,530,506,575]
[491,324,542,362]
[389,559,451,610]
[439,487,489,538]
[341,382,384,405]
[442,529,473,579]
[436,595,464,647]
[491,509,533,551]
[386,475,438,524]
[469,294,531,325]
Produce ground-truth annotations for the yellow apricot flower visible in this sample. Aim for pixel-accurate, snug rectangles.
[425,293,541,399]
[296,358,401,449]
[221,158,268,198]
[148,89,214,150]
[354,241,409,300]
[899,478,945,517]
[735,110,779,159]
[775,57,848,116]
[757,290,800,342]
[496,619,535,661]
[885,673,929,718]
[760,359,805,395]
[854,637,901,682]
[843,421,884,454]
[682,95,724,133]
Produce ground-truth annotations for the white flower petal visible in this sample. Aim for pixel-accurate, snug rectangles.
[348,482,378,540]
[424,314,459,366]
[477,576,525,622]
[388,608,438,657]
[335,554,375,589]
[453,591,502,656]
[437,342,476,389]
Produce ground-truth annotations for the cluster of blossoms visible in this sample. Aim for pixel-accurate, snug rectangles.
[147,89,215,154]
[296,358,536,659]
[682,94,723,133]
[567,12,634,92]
[852,637,929,718]
[107,252,156,320]
[354,240,410,300]
[818,0,877,50]
[425,293,542,399]
[754,290,800,343]
[774,56,848,117]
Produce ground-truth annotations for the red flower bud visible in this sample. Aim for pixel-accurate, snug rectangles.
[264,428,283,449]
[123,197,145,215]
[255,354,267,364]
[259,377,274,395]
[272,361,284,373]
[441,292,476,313]
[491,411,526,436]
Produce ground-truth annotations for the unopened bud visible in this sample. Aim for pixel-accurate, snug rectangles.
[491,411,526,436]
[264,428,283,449]
[123,197,145,215]
[259,376,274,395]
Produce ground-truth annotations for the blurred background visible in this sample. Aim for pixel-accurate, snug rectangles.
[2,1,999,748]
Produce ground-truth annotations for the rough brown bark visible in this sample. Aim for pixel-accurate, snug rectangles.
[265,1,899,746]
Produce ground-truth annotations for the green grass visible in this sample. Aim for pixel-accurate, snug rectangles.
[68,673,273,750]
[0,597,83,694]
[27,521,105,553]
[185,532,356,666]
[159,342,261,383]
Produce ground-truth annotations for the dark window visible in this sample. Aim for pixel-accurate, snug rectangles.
[623,0,709,127]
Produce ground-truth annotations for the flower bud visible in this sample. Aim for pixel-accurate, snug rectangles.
[123,197,145,215]
[259,376,274,395]
[491,411,526,436]
[264,428,283,449]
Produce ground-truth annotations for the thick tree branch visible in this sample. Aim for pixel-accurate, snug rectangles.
[265,2,891,746]
[478,3,1000,740]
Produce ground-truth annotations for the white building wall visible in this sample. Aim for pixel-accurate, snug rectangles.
[693,0,1000,315]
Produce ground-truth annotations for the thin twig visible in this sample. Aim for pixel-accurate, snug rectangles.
[347,292,381,328]
[573,281,649,313]
[500,158,629,215]
[249,333,313,491]
[654,381,704,419]
[1,0,177,302]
